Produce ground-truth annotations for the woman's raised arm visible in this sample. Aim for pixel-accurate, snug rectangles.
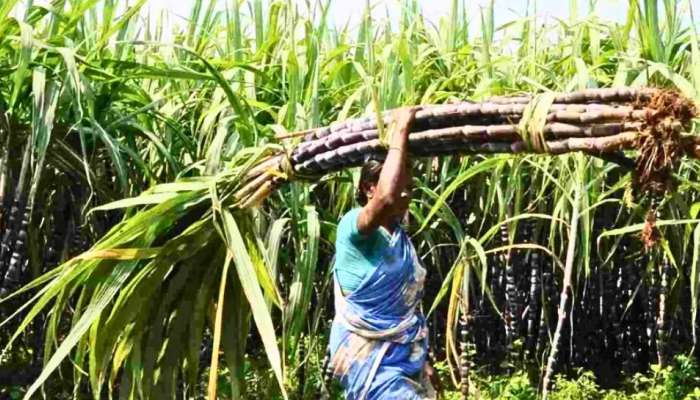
[356,107,418,234]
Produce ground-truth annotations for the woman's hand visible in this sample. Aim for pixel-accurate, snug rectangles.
[424,361,443,395]
[356,105,420,234]
[391,106,421,141]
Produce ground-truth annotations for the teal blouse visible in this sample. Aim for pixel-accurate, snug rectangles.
[334,208,393,293]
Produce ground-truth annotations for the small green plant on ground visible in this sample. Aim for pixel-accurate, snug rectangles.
[427,355,700,400]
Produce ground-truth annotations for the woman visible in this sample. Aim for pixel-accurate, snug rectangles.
[329,107,440,399]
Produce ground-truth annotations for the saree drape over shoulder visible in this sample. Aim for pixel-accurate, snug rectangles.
[329,227,435,400]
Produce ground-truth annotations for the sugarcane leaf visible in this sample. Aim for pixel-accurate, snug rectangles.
[286,205,320,347]
[0,266,62,305]
[485,244,565,271]
[218,209,286,398]
[2,260,89,350]
[110,326,134,385]
[23,261,138,399]
[248,230,283,306]
[0,279,54,331]
[427,260,458,318]
[94,0,148,52]
[413,185,464,242]
[206,115,234,174]
[220,262,252,398]
[428,238,471,316]
[0,0,20,27]
[689,7,700,100]
[612,59,630,87]
[417,156,507,235]
[56,47,84,115]
[140,243,201,396]
[631,59,698,100]
[147,180,210,193]
[465,236,489,295]
[478,214,565,245]
[265,217,290,273]
[103,58,217,80]
[89,120,129,192]
[445,258,465,385]
[187,247,221,388]
[76,248,162,261]
[90,193,182,212]
[8,19,33,112]
[599,219,700,240]
[208,254,231,400]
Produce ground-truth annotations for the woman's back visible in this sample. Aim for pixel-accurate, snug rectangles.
[334,208,393,294]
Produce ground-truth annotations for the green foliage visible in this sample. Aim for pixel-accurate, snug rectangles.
[448,355,700,400]
[624,355,700,400]
[483,372,538,400]
[664,355,700,399]
[550,371,602,400]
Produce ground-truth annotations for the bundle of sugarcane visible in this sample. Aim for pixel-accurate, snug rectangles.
[232,87,697,209]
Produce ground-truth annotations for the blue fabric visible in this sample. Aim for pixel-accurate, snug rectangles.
[334,208,391,293]
[329,222,434,400]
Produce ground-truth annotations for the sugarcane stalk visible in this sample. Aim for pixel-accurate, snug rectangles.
[0,105,9,210]
[0,206,30,297]
[292,87,660,157]
[537,266,553,361]
[485,87,654,105]
[227,88,697,215]
[296,334,306,398]
[542,179,580,399]
[613,260,626,368]
[296,87,655,143]
[294,131,640,175]
[293,118,645,164]
[502,223,519,366]
[621,260,633,373]
[629,257,644,372]
[459,312,470,399]
[526,248,541,361]
[656,254,671,366]
[489,246,504,362]
[0,134,9,214]
[319,346,334,400]
[0,141,32,295]
[43,186,66,270]
[647,255,660,365]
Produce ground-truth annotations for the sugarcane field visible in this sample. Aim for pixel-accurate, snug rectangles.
[3,0,700,398]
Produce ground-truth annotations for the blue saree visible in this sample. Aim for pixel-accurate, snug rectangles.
[329,225,435,400]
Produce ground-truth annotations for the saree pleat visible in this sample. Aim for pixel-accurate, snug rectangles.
[329,228,434,400]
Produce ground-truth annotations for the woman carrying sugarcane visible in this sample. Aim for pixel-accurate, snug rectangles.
[328,107,441,399]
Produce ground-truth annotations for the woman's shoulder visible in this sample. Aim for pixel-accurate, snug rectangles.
[337,207,361,232]
[337,208,368,243]
[339,207,362,224]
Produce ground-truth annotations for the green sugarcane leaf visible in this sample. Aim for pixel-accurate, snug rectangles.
[90,193,182,212]
[220,263,252,399]
[9,19,33,113]
[76,248,162,261]
[417,156,507,235]
[208,254,231,400]
[23,261,138,400]
[218,209,286,398]
[599,219,700,239]
[94,0,147,52]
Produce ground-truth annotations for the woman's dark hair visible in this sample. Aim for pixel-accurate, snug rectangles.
[356,159,383,205]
